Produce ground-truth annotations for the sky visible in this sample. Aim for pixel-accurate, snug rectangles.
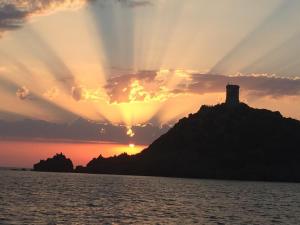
[0,0,300,165]
[0,139,146,167]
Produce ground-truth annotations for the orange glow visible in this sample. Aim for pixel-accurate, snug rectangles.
[129,143,135,148]
[0,139,146,168]
[126,127,135,137]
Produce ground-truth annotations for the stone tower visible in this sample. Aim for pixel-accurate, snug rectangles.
[226,84,240,105]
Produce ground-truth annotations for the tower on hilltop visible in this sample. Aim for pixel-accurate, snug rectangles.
[226,84,240,105]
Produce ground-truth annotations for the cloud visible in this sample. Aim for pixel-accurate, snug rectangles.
[126,126,135,137]
[92,0,153,8]
[16,86,30,100]
[103,69,300,104]
[0,0,152,35]
[0,3,26,31]
[104,70,173,103]
[116,0,152,8]
[105,70,300,102]
[180,73,300,98]
[0,110,29,121]
[0,0,87,35]
[0,76,77,121]
[43,87,59,99]
[71,86,83,101]
[43,83,105,102]
[0,118,169,145]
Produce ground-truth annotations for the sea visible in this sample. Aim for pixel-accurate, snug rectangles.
[1,170,300,225]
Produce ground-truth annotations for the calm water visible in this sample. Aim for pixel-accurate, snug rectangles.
[1,170,300,225]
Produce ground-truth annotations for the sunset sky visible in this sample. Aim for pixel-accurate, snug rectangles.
[0,0,300,167]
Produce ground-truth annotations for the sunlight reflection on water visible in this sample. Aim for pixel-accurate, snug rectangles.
[1,170,300,224]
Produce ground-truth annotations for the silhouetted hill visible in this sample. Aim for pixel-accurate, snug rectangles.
[76,103,300,182]
[33,153,73,172]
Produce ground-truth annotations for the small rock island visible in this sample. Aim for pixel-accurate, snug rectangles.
[34,85,300,182]
[33,153,73,172]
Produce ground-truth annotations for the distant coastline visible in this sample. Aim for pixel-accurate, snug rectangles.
[0,167,30,171]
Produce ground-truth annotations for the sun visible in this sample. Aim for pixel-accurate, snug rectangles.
[129,143,135,148]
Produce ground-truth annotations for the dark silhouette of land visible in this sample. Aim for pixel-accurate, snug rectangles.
[33,153,73,172]
[72,103,300,182]
[33,85,300,182]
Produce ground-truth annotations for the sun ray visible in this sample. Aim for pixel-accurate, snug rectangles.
[0,0,300,136]
[209,1,300,75]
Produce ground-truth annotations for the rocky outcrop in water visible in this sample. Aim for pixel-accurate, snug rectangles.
[33,153,73,172]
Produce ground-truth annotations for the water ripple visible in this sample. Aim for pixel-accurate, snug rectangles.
[1,170,300,224]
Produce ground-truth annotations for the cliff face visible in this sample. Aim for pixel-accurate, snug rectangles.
[33,153,73,172]
[79,103,300,182]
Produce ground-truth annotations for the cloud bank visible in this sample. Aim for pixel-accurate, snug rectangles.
[104,70,300,104]
[184,74,300,98]
[0,118,169,145]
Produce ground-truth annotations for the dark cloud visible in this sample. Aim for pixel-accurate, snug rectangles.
[0,0,152,35]
[0,110,29,121]
[0,0,87,35]
[0,118,169,145]
[182,74,300,98]
[0,3,26,32]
